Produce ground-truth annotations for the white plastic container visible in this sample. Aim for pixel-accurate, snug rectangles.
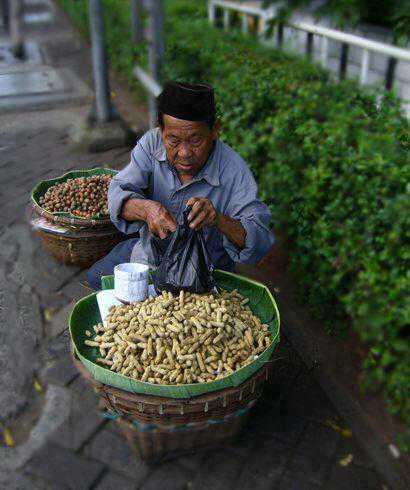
[114,262,150,303]
[96,290,122,327]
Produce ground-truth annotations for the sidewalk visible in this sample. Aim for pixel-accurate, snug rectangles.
[0,2,387,489]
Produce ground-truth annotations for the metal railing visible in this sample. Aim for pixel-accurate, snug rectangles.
[208,0,410,89]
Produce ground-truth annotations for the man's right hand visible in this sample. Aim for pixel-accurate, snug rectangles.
[122,198,177,239]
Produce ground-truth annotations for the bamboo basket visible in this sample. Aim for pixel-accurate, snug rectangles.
[73,352,272,461]
[70,270,280,460]
[31,168,116,229]
[35,226,125,268]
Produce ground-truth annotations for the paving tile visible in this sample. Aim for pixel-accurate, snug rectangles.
[95,471,137,490]
[223,437,256,459]
[236,440,291,490]
[46,331,71,361]
[44,301,76,338]
[282,369,336,422]
[58,271,90,301]
[24,442,104,489]
[83,424,151,484]
[175,451,209,473]
[41,290,71,314]
[49,376,103,451]
[0,472,61,490]
[322,436,383,489]
[0,255,42,421]
[41,356,78,386]
[325,462,382,490]
[285,422,340,486]
[243,405,308,447]
[277,473,321,489]
[0,224,80,297]
[191,449,243,490]
[299,421,341,457]
[140,462,191,490]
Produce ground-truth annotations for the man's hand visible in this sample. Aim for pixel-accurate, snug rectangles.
[186,197,218,230]
[122,198,177,239]
[145,201,177,239]
[187,197,246,250]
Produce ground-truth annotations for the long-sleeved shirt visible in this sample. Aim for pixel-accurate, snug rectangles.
[108,128,274,271]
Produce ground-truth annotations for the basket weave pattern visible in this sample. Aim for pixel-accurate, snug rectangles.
[36,227,125,267]
[73,354,272,461]
[97,364,271,424]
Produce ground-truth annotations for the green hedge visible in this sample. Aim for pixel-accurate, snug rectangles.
[59,0,409,433]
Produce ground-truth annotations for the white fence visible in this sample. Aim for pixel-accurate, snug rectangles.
[208,0,410,115]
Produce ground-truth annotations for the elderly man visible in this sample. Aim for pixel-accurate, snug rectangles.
[87,82,274,290]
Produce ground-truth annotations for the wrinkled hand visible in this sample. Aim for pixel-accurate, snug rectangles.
[145,200,177,239]
[186,197,218,230]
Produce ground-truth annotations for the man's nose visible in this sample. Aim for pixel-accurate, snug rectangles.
[178,143,193,159]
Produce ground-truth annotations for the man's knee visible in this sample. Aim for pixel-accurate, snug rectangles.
[87,262,103,290]
[86,238,138,290]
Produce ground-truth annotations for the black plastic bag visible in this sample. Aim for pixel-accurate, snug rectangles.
[154,206,215,294]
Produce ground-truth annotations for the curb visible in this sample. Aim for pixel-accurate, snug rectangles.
[0,385,71,471]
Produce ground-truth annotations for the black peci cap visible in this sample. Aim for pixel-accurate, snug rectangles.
[157,81,215,122]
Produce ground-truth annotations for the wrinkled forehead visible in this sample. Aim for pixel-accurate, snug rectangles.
[162,114,210,137]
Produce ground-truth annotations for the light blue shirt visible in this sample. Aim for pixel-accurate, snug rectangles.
[108,128,274,270]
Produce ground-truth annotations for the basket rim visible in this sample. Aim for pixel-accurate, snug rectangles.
[72,345,272,405]
[34,224,122,238]
[31,168,117,228]
[69,270,281,398]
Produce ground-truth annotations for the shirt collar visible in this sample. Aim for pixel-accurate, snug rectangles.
[196,141,220,187]
[153,138,221,187]
[152,142,167,162]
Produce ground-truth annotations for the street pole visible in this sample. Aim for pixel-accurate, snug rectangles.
[130,0,143,43]
[9,0,24,59]
[147,0,164,128]
[1,0,10,34]
[88,0,112,124]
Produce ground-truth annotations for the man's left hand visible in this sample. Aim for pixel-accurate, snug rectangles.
[186,197,218,230]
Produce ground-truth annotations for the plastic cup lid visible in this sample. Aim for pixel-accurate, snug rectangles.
[114,262,149,280]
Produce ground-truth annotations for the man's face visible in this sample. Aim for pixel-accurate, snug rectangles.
[160,114,219,177]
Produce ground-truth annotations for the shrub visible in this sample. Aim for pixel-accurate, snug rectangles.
[59,0,410,431]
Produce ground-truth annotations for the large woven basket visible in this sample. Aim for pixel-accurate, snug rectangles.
[73,352,272,461]
[35,226,125,268]
[70,270,280,460]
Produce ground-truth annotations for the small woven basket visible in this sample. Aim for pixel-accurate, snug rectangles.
[73,352,272,461]
[35,227,125,268]
[31,168,116,229]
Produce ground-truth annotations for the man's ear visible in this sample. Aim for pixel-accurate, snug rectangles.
[212,119,221,140]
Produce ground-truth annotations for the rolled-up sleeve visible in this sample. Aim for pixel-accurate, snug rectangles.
[223,168,274,265]
[108,138,153,234]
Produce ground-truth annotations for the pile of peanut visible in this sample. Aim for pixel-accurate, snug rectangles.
[38,174,112,218]
[84,289,271,385]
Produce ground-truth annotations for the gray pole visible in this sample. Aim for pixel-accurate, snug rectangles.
[147,0,164,128]
[88,0,112,123]
[130,0,143,43]
[9,0,24,59]
[1,0,10,34]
